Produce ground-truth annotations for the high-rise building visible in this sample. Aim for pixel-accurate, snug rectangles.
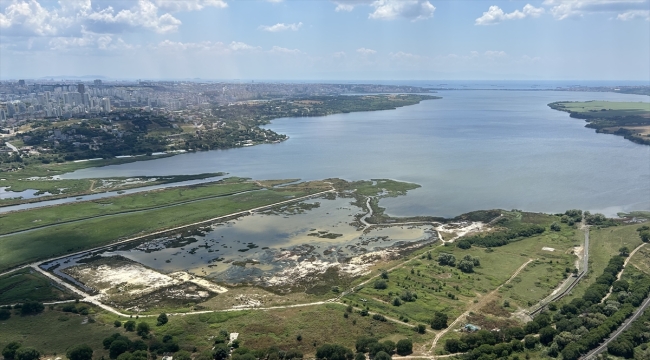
[0,109,6,121]
[78,84,85,94]
[7,103,16,117]
[102,97,111,113]
[94,79,102,86]
[18,80,25,86]
[83,93,90,106]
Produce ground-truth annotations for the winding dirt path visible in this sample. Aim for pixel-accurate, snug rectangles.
[601,242,646,302]
[428,258,534,357]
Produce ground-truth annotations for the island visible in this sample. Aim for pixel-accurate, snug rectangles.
[549,101,650,145]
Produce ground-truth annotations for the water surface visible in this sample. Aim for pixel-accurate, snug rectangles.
[63,90,650,217]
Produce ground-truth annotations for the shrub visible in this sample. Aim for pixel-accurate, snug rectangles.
[15,347,40,360]
[67,345,93,360]
[430,312,448,330]
[156,313,168,326]
[396,339,412,356]
[374,280,387,290]
[20,301,44,315]
[0,308,11,320]
[2,342,21,360]
[315,344,354,360]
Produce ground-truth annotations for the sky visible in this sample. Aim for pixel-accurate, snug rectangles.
[0,0,649,81]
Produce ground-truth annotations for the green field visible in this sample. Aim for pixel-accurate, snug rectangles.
[549,100,650,145]
[561,223,644,303]
[0,155,225,207]
[0,268,77,304]
[0,182,330,271]
[551,101,650,116]
[0,303,430,359]
[0,177,263,235]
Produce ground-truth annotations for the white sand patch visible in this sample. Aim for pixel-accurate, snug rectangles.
[542,247,555,252]
[169,272,228,293]
[76,264,179,296]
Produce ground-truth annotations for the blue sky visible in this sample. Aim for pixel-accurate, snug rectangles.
[0,0,649,80]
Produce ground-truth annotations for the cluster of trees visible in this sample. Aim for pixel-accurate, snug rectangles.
[638,225,650,243]
[531,267,650,359]
[583,211,617,227]
[580,256,625,304]
[457,224,545,248]
[607,309,650,358]
[444,327,528,359]
[430,312,448,330]
[214,344,303,360]
[560,209,583,226]
[102,331,181,359]
[2,343,41,360]
[437,253,480,274]
[315,336,414,360]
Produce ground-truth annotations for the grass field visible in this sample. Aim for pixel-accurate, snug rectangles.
[0,303,431,359]
[561,224,644,302]
[0,177,262,235]
[0,268,77,304]
[552,101,650,117]
[549,100,650,145]
[0,182,330,272]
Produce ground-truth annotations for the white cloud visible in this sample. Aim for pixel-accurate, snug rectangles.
[269,46,302,54]
[154,0,227,12]
[475,4,545,25]
[0,0,73,35]
[332,51,346,57]
[86,0,182,34]
[484,50,507,59]
[616,9,650,20]
[259,22,303,32]
[228,41,260,51]
[542,0,649,20]
[369,0,436,21]
[49,28,136,51]
[332,0,373,12]
[332,0,435,21]
[389,51,421,60]
[357,47,377,55]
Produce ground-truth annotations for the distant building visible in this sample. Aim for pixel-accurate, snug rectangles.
[18,80,25,86]
[102,97,111,113]
[94,79,102,86]
[78,84,85,94]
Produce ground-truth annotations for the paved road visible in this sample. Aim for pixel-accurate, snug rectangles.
[581,293,650,359]
[5,142,18,152]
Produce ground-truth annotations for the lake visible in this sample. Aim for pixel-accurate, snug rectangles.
[63,89,650,218]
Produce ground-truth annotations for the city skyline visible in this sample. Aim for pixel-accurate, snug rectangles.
[1,0,649,80]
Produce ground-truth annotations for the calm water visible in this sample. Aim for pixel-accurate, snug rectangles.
[64,90,650,218]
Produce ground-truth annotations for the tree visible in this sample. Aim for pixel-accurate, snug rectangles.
[618,246,630,257]
[538,326,557,346]
[524,335,538,349]
[430,312,448,330]
[444,339,465,354]
[354,353,365,360]
[175,350,192,360]
[114,320,122,327]
[67,344,93,360]
[15,347,41,360]
[374,352,391,360]
[416,324,426,334]
[136,322,150,337]
[374,280,387,290]
[109,341,129,359]
[438,253,456,267]
[396,339,413,356]
[157,313,168,326]
[355,337,377,353]
[20,301,44,315]
[457,260,474,273]
[213,344,230,360]
[640,230,650,243]
[380,270,389,279]
[315,344,353,360]
[124,320,136,332]
[0,308,10,320]
[561,343,582,360]
[550,222,561,231]
[456,240,471,249]
[3,342,21,360]
[392,297,402,306]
